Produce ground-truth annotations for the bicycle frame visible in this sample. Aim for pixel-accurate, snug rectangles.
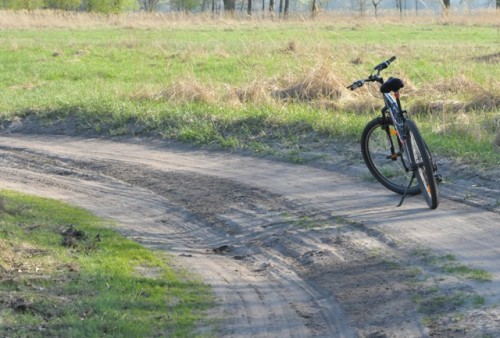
[382,92,405,143]
[380,92,413,173]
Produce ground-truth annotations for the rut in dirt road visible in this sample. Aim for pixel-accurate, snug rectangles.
[0,134,500,337]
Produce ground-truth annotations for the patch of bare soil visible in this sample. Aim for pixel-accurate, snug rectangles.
[0,134,499,337]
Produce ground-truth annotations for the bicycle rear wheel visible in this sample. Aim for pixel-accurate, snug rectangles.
[405,119,439,209]
[361,117,420,195]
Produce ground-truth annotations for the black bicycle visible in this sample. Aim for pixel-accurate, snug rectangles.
[347,56,440,209]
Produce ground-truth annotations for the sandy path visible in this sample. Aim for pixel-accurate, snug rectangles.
[0,134,499,337]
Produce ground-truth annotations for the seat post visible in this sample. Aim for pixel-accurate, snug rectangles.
[394,91,403,113]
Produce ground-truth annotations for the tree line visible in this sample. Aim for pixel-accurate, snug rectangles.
[1,0,133,12]
[1,0,498,14]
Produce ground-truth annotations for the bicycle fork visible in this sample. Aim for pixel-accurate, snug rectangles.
[393,135,413,207]
[396,143,442,207]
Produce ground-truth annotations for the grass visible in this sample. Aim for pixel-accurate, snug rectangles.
[407,247,491,333]
[418,291,485,319]
[0,11,499,169]
[0,190,213,337]
[412,248,493,282]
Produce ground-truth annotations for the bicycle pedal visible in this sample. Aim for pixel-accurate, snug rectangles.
[434,174,443,184]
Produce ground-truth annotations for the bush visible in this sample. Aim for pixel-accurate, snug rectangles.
[85,0,133,13]
[44,0,81,10]
[1,0,44,9]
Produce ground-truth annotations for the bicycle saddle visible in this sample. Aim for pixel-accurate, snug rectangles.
[380,77,404,93]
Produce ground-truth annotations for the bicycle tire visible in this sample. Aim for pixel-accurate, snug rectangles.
[361,117,420,195]
[404,119,439,209]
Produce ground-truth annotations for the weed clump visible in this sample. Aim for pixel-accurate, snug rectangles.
[61,225,100,252]
[409,77,500,115]
[274,63,344,101]
[232,79,277,105]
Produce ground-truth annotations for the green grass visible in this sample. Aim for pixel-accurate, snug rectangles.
[0,16,499,168]
[412,248,493,282]
[443,265,493,282]
[0,190,213,337]
[417,291,486,322]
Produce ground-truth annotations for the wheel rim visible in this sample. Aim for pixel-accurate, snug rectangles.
[366,124,419,193]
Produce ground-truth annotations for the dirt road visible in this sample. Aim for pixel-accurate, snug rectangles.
[0,134,499,337]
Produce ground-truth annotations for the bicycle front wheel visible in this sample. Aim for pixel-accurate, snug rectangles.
[361,117,420,195]
[405,119,439,209]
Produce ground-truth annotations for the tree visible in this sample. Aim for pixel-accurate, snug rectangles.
[171,0,200,11]
[85,0,131,13]
[139,0,160,11]
[223,0,235,11]
[268,0,274,12]
[395,0,402,16]
[247,0,252,15]
[372,0,382,16]
[311,0,319,17]
[434,0,450,15]
[1,0,43,9]
[353,0,368,15]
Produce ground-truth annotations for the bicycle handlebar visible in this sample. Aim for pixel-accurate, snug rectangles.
[347,56,397,91]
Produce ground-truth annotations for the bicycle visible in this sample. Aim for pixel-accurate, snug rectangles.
[347,56,440,209]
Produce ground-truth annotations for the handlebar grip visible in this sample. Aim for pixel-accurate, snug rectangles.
[374,56,397,71]
[347,79,364,90]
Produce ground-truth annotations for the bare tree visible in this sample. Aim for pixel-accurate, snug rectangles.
[434,0,450,15]
[484,0,494,7]
[413,0,428,14]
[372,0,382,16]
[247,0,252,15]
[354,0,368,15]
[312,0,319,17]
[223,0,235,11]
[395,0,402,16]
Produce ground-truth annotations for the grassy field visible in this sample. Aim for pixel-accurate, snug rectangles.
[0,10,499,166]
[0,10,498,336]
[0,190,213,337]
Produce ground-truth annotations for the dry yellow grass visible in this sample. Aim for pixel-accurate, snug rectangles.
[156,77,218,104]
[274,62,345,101]
[1,9,499,30]
[407,75,500,115]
